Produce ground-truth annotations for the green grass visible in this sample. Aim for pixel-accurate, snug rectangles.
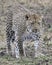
[0,55,52,65]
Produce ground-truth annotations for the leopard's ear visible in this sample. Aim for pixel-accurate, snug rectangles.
[25,14,30,20]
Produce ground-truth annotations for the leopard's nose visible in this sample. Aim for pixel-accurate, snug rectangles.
[32,29,38,33]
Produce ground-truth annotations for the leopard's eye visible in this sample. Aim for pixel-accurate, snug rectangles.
[31,21,34,25]
[25,15,29,20]
[38,22,40,25]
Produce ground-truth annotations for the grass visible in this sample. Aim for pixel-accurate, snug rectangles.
[0,55,52,65]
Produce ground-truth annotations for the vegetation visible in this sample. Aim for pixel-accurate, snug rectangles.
[0,55,52,65]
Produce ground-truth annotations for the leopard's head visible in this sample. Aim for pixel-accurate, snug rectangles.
[25,14,43,33]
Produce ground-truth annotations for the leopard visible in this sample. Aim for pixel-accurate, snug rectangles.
[5,6,43,58]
